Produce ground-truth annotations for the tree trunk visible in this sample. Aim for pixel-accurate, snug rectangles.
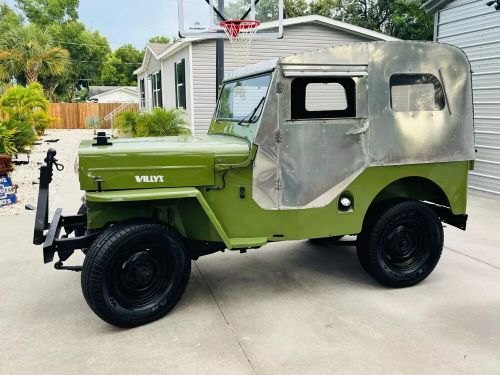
[70,81,77,102]
[47,82,59,102]
[26,69,38,85]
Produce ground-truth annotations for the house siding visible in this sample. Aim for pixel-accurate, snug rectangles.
[191,42,216,135]
[435,1,500,195]
[160,46,193,127]
[94,89,138,104]
[144,52,162,111]
[191,23,374,135]
[137,45,193,128]
[137,50,163,111]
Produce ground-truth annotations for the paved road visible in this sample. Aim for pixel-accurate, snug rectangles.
[1,167,499,374]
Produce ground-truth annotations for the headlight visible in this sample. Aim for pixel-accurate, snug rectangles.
[340,197,352,208]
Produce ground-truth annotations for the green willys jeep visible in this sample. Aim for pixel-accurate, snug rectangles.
[33,42,475,327]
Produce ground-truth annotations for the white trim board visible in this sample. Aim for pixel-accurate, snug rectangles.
[134,15,397,75]
[188,43,195,134]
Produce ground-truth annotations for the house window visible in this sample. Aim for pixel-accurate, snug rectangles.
[390,74,445,112]
[151,71,163,108]
[140,78,146,109]
[175,59,186,109]
[291,77,356,119]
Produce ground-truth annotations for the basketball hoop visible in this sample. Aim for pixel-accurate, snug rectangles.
[220,19,261,61]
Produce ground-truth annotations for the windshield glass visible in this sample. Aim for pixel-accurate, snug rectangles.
[216,74,272,123]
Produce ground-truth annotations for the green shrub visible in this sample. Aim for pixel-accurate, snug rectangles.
[1,83,48,112]
[0,83,56,154]
[115,111,141,136]
[115,108,191,138]
[32,109,56,136]
[2,83,54,136]
[5,119,37,153]
[0,123,17,155]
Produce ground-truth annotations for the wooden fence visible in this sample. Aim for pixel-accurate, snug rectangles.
[48,103,139,129]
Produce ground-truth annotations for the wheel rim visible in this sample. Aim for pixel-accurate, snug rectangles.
[380,214,431,274]
[106,235,175,311]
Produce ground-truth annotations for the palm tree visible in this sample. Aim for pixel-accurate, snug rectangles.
[0,23,70,84]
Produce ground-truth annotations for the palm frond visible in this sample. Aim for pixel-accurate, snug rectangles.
[0,23,70,83]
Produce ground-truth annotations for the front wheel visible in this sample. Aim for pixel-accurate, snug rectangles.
[75,204,87,237]
[81,222,191,327]
[357,201,443,288]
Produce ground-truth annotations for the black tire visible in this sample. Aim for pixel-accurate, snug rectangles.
[75,204,87,237]
[356,201,443,288]
[81,222,191,327]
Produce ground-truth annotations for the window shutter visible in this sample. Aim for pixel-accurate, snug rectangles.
[175,62,179,108]
[158,70,163,108]
[140,79,146,109]
[180,59,186,109]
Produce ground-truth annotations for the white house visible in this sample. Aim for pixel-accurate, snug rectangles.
[88,86,139,104]
[423,0,500,195]
[134,15,397,135]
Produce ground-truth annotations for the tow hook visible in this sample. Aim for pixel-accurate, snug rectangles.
[92,176,104,192]
[54,261,82,272]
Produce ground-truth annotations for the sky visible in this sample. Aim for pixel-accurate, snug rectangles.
[4,0,182,49]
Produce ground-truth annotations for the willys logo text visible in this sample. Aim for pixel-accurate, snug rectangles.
[135,176,165,183]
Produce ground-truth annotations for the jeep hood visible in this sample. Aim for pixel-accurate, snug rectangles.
[78,134,250,191]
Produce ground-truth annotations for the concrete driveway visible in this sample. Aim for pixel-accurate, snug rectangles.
[1,166,499,374]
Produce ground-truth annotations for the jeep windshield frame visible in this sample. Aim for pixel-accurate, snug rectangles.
[208,63,277,143]
[215,73,272,124]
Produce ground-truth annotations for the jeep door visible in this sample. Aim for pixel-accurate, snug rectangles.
[277,70,369,209]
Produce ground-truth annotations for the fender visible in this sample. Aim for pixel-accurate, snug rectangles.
[85,187,267,250]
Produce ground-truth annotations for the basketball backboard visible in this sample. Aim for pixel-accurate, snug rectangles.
[177,0,284,39]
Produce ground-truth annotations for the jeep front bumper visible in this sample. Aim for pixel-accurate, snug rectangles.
[33,149,99,264]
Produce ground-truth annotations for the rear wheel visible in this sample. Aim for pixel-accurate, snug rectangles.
[81,222,190,327]
[357,201,443,288]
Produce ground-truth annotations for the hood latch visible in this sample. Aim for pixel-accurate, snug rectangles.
[93,132,113,146]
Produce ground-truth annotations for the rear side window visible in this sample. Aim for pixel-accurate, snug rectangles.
[291,77,356,119]
[390,74,445,112]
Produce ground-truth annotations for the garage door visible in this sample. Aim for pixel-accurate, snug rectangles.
[436,0,500,195]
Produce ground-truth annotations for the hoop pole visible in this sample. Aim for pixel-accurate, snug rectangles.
[215,0,225,100]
